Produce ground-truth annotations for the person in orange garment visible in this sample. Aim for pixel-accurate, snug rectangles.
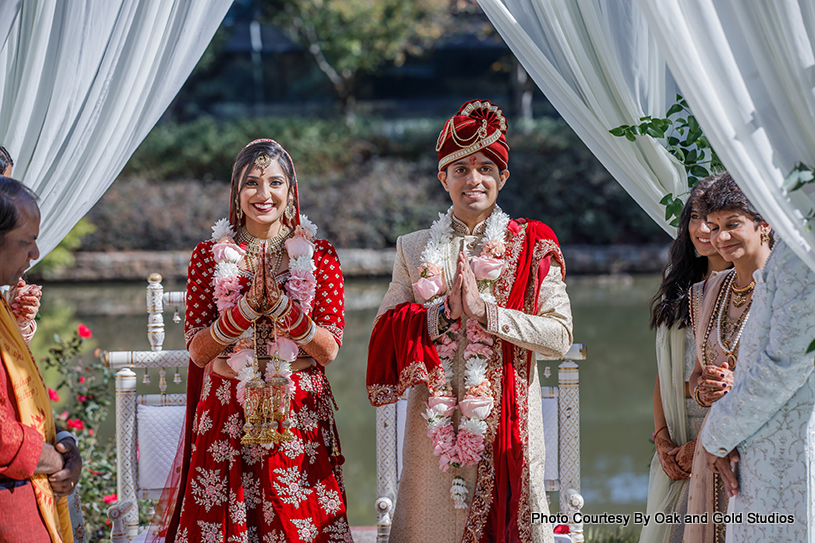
[0,176,81,542]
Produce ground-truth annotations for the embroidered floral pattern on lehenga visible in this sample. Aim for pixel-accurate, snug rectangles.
[190,466,228,512]
[201,376,212,401]
[315,481,343,515]
[208,439,240,464]
[216,379,231,405]
[280,437,305,459]
[262,496,276,525]
[228,489,247,527]
[273,466,313,508]
[196,409,213,435]
[242,472,262,510]
[296,406,319,432]
[197,520,224,543]
[223,412,243,439]
[323,517,352,542]
[262,530,286,543]
[241,443,265,466]
[290,518,319,542]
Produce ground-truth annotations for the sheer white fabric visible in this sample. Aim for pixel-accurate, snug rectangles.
[0,0,233,259]
[478,0,686,236]
[636,0,815,271]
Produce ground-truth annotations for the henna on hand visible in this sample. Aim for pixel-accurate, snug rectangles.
[671,438,696,473]
[655,435,689,481]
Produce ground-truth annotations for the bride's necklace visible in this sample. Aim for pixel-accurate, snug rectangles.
[236,226,291,274]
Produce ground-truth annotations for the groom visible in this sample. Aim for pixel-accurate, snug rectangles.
[367,100,573,543]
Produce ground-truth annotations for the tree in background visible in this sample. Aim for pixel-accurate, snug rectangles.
[264,0,451,121]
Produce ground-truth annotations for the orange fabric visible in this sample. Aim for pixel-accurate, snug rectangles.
[0,297,71,543]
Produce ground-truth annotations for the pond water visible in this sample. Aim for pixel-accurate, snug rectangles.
[33,274,661,531]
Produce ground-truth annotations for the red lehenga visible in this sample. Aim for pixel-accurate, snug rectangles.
[162,237,350,543]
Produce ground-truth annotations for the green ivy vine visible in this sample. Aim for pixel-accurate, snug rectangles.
[609,94,723,227]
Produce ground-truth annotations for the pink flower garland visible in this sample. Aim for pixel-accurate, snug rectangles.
[423,318,495,474]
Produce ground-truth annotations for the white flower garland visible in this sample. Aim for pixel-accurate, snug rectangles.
[209,216,319,411]
[415,206,510,509]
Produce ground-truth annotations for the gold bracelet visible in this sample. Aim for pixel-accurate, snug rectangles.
[693,384,711,408]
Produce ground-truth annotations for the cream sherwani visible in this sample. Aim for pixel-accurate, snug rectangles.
[374,212,573,543]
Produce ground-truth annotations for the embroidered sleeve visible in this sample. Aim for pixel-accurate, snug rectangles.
[185,240,218,349]
[701,243,815,456]
[375,235,416,325]
[312,240,345,347]
[485,261,573,358]
[0,362,42,480]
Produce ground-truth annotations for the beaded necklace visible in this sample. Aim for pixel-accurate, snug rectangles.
[703,270,753,369]
[236,226,290,275]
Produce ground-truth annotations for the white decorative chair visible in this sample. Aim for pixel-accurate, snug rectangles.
[374,344,586,543]
[104,274,188,543]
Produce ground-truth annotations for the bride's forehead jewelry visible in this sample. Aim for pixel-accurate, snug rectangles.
[255,153,272,175]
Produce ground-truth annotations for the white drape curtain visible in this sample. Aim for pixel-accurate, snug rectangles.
[636,0,815,271]
[0,0,233,259]
[478,0,686,236]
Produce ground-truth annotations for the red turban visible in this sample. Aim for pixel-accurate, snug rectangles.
[436,99,509,171]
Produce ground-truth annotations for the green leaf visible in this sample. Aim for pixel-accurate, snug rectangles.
[672,147,685,162]
[670,199,685,219]
[625,132,637,142]
[666,103,683,117]
[783,163,815,193]
[645,127,665,138]
[807,337,815,354]
[685,149,698,164]
[608,126,627,137]
[659,193,675,206]
[667,136,679,146]
[690,165,709,177]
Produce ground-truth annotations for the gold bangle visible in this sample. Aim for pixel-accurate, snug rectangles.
[693,384,711,408]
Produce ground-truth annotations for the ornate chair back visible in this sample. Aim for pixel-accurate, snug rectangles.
[104,274,188,543]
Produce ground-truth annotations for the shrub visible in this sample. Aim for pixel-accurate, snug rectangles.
[87,115,668,250]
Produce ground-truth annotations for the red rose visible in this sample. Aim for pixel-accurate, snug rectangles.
[77,324,92,339]
[48,388,60,402]
[507,220,521,235]
[66,418,85,431]
[103,494,117,504]
[554,524,570,534]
